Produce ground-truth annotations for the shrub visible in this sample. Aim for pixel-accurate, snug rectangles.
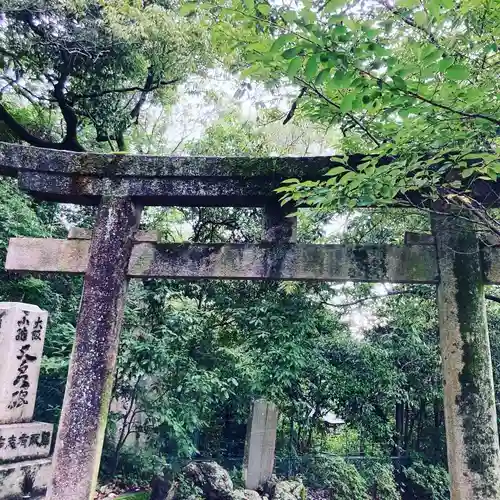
[301,454,368,500]
[176,472,204,500]
[358,461,400,500]
[102,446,168,485]
[401,461,449,500]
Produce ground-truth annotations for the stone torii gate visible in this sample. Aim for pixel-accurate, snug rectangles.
[1,142,500,500]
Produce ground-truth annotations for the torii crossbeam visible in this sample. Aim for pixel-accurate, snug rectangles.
[1,142,499,500]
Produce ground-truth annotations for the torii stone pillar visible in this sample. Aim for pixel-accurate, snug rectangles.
[47,197,141,500]
[432,212,500,500]
[243,202,295,489]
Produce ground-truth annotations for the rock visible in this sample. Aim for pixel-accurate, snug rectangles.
[150,476,177,500]
[272,480,306,500]
[183,461,234,500]
[233,489,262,500]
[261,476,278,498]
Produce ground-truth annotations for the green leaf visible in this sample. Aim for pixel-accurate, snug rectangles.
[287,57,302,78]
[324,0,347,11]
[487,168,498,181]
[339,171,357,184]
[257,3,271,15]
[362,25,379,39]
[423,49,442,64]
[300,8,316,24]
[439,0,454,8]
[315,68,331,85]
[461,168,475,178]
[270,34,295,53]
[326,166,348,176]
[330,70,353,89]
[373,43,389,57]
[344,18,359,31]
[179,2,197,15]
[439,57,454,72]
[305,56,318,79]
[244,0,255,11]
[392,75,407,90]
[340,92,355,113]
[333,25,348,37]
[414,11,428,27]
[282,47,301,59]
[281,10,297,22]
[446,64,470,80]
[240,65,259,78]
[397,0,420,7]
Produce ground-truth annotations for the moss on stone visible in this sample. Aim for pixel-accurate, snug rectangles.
[450,220,499,498]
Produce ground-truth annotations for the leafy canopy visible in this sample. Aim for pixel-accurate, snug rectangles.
[1,0,211,151]
[191,0,499,222]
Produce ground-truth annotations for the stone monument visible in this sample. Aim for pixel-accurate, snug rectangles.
[244,399,278,490]
[0,302,53,499]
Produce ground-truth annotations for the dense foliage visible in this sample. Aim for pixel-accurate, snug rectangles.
[198,0,500,234]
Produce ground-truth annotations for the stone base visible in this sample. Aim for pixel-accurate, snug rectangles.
[0,457,51,499]
[0,422,53,462]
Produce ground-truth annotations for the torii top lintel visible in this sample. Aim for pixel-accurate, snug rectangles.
[0,142,349,207]
[0,142,497,207]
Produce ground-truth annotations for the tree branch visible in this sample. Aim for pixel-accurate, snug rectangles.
[0,102,61,149]
[71,79,180,102]
[295,77,383,146]
[324,290,421,308]
[130,67,156,121]
[53,65,84,151]
[359,69,500,127]
[283,87,307,125]
[486,294,500,305]
[376,0,441,48]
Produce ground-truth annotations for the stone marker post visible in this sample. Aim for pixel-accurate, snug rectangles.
[47,197,141,500]
[432,212,500,500]
[0,302,54,499]
[244,399,279,490]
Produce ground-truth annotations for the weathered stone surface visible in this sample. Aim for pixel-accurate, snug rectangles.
[0,422,53,461]
[0,303,48,424]
[68,227,159,242]
[18,171,278,207]
[405,231,500,246]
[233,489,262,500]
[244,400,278,491]
[6,238,89,275]
[0,457,51,499]
[262,202,296,243]
[481,246,500,284]
[6,238,441,283]
[404,232,435,245]
[0,142,348,178]
[47,197,141,500]
[432,212,500,500]
[272,480,306,500]
[183,461,234,500]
